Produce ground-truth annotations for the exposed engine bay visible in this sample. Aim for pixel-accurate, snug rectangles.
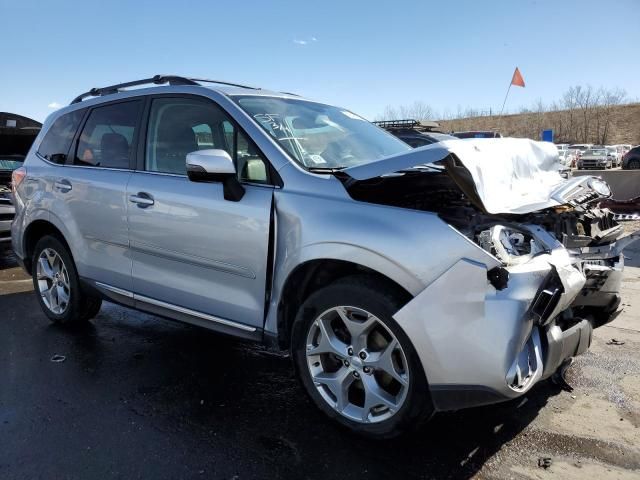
[341,166,621,254]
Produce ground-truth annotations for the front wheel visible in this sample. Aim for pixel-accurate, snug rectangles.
[32,235,102,325]
[291,276,432,439]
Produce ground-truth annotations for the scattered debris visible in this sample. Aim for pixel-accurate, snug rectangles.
[50,354,66,363]
[538,457,552,469]
[606,339,625,346]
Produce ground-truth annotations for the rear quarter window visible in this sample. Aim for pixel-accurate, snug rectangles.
[37,109,85,164]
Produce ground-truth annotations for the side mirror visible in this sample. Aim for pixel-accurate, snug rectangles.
[186,149,244,201]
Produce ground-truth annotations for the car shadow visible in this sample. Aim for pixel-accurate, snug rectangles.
[0,292,563,479]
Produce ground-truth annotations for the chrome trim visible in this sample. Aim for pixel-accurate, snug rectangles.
[134,293,256,332]
[94,281,256,332]
[36,152,132,172]
[130,241,256,278]
[95,281,134,298]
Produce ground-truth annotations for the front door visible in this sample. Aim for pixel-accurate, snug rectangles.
[127,96,274,329]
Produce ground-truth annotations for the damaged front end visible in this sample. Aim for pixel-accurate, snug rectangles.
[336,138,639,410]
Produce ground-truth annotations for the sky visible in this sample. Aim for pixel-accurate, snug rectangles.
[1,0,639,123]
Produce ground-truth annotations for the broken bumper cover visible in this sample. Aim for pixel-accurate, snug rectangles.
[393,249,588,412]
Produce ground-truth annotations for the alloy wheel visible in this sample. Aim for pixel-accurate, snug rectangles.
[305,306,410,424]
[36,248,71,314]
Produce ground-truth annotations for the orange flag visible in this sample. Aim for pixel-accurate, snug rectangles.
[511,67,525,87]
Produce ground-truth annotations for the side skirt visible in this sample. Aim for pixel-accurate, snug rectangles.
[83,279,263,342]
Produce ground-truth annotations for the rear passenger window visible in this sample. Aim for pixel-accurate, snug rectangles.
[37,109,84,164]
[74,101,142,169]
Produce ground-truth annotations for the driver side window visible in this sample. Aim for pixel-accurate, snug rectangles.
[145,98,230,175]
[145,97,270,183]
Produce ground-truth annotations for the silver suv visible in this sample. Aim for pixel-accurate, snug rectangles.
[11,76,639,438]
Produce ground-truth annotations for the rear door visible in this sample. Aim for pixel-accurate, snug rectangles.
[54,100,143,292]
[127,95,274,330]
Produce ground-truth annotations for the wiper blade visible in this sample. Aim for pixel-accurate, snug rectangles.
[307,167,345,173]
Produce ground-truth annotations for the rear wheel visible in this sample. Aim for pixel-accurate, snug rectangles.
[32,235,102,325]
[629,159,640,170]
[291,276,432,439]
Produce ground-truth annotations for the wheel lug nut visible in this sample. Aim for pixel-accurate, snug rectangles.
[353,371,360,378]
[347,347,353,356]
[343,360,350,367]
[363,367,371,374]
[359,352,367,360]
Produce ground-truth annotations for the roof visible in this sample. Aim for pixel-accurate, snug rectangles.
[70,75,303,105]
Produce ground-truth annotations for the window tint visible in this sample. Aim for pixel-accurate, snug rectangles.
[38,109,84,164]
[74,101,142,169]
[145,97,269,183]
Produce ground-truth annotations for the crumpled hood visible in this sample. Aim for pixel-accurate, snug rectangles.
[341,138,587,214]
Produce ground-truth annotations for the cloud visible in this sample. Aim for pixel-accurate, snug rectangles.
[293,36,317,46]
[48,102,62,109]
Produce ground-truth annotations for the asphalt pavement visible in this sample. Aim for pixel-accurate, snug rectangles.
[1,239,640,479]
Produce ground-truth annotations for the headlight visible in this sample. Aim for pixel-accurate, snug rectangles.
[588,178,611,197]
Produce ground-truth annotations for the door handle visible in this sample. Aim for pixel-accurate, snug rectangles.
[54,179,72,193]
[129,192,154,208]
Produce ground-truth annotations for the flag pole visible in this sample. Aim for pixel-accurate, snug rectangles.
[500,82,512,115]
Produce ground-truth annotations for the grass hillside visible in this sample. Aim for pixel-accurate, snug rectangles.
[437,103,640,145]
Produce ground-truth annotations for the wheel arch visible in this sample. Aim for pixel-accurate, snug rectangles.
[275,258,413,350]
[22,219,72,275]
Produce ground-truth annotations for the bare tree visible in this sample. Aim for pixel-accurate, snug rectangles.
[376,101,435,121]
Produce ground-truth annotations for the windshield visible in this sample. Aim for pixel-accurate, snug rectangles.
[0,155,25,171]
[233,96,411,169]
[586,149,607,156]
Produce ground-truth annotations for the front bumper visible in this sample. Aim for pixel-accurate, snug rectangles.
[393,248,587,411]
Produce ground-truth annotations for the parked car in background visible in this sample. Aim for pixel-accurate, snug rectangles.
[568,144,592,159]
[0,155,25,247]
[556,148,570,165]
[452,130,502,139]
[1,127,41,248]
[622,146,640,169]
[373,119,457,147]
[11,75,639,439]
[605,146,621,167]
[578,147,613,170]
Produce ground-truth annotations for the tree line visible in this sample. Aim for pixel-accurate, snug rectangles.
[376,86,633,144]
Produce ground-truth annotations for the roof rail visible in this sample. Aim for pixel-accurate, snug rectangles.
[70,75,260,104]
[373,119,441,132]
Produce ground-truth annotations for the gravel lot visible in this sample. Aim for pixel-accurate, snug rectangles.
[0,224,639,479]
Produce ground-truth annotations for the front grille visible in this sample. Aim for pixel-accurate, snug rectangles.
[580,159,602,168]
[0,213,14,221]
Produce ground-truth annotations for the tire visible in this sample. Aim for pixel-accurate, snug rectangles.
[32,235,102,325]
[291,275,433,439]
[630,159,640,170]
